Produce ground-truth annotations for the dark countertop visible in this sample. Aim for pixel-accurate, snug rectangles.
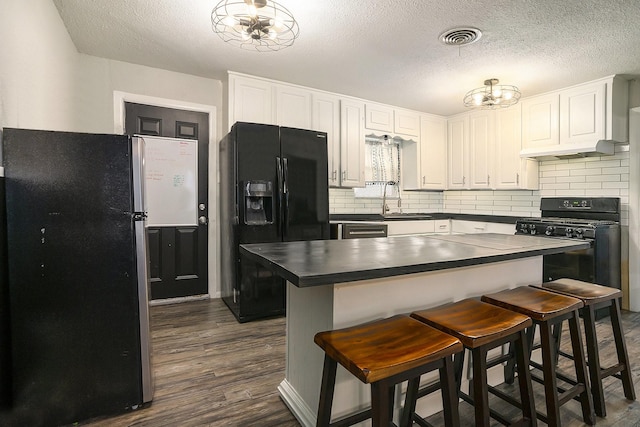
[240,233,589,287]
[329,213,523,224]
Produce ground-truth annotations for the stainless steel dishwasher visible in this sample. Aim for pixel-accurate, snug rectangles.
[331,223,388,239]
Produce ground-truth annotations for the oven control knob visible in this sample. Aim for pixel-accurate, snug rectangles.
[565,227,573,238]
[545,226,555,236]
[528,224,537,235]
[575,228,584,238]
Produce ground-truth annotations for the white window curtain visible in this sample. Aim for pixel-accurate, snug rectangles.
[354,135,401,198]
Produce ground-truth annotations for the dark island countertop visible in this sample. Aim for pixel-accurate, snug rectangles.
[240,233,590,287]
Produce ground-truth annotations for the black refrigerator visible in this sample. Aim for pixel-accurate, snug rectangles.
[0,128,153,426]
[220,122,329,322]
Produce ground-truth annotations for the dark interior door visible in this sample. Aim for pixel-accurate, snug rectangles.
[125,102,209,300]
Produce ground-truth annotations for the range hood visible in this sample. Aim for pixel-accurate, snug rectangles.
[520,140,615,160]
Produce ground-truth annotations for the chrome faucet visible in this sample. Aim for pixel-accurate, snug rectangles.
[381,181,396,215]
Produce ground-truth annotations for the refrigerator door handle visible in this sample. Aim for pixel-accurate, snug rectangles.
[276,156,284,235]
[282,157,289,237]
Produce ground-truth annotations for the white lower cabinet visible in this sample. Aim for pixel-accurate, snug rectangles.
[433,219,450,234]
[450,220,515,235]
[385,220,436,236]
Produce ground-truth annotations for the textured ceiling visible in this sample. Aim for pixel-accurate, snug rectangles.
[53,0,640,116]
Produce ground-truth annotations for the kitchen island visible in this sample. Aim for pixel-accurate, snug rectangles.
[240,233,590,426]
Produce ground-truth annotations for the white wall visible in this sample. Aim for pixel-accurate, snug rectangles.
[0,0,224,143]
[0,0,81,139]
[0,0,226,298]
[329,188,443,214]
[76,55,223,137]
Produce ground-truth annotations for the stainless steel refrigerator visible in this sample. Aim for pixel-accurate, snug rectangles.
[0,128,153,426]
[220,122,329,322]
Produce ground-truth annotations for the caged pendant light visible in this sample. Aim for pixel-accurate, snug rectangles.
[211,0,299,52]
[463,78,521,109]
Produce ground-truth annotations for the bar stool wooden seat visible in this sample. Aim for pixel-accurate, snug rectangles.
[409,299,536,427]
[536,278,636,417]
[314,314,463,427]
[482,286,596,427]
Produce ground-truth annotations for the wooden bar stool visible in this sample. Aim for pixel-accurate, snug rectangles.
[536,278,636,417]
[314,314,463,427]
[482,286,596,427]
[409,299,537,427]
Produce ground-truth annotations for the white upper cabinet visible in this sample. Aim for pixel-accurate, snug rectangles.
[447,115,468,189]
[228,74,274,127]
[402,114,446,190]
[365,104,420,137]
[560,81,605,144]
[419,114,447,189]
[521,93,560,148]
[468,110,495,189]
[340,99,366,187]
[394,109,420,137]
[448,107,536,190]
[312,92,341,187]
[365,103,394,133]
[274,84,312,129]
[521,76,629,156]
[494,104,538,189]
[560,77,629,144]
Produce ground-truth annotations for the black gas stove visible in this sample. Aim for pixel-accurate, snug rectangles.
[516,198,621,319]
[515,217,619,240]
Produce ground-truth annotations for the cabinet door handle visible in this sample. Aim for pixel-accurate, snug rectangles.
[487,175,490,185]
[422,176,425,184]
[342,170,346,181]
[516,173,520,185]
[332,170,337,180]
[463,176,465,185]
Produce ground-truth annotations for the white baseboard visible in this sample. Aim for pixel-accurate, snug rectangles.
[278,379,316,427]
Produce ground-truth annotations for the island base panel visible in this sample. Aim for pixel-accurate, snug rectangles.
[280,257,543,427]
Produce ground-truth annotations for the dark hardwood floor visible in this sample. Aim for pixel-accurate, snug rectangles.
[82,298,640,427]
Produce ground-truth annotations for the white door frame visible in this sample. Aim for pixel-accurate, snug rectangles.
[113,91,219,299]
[629,106,640,311]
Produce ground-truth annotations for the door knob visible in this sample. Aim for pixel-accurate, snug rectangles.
[198,216,208,225]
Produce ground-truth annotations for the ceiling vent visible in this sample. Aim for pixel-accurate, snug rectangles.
[439,27,482,46]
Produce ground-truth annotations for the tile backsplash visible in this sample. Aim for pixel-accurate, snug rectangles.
[329,143,630,226]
